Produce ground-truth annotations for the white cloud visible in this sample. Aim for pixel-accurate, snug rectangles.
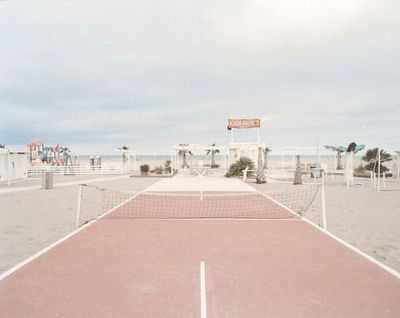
[1,1,399,154]
[205,0,374,51]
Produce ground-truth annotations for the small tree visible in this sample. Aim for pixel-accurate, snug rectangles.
[256,147,266,184]
[60,146,73,166]
[178,144,192,168]
[0,144,5,149]
[362,148,392,173]
[164,160,172,174]
[324,145,346,170]
[206,143,220,168]
[225,157,255,178]
[140,164,150,177]
[153,166,164,175]
[118,145,130,164]
[293,155,302,185]
[263,147,271,169]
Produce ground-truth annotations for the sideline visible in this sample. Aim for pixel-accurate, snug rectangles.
[200,261,207,318]
[256,187,400,280]
[0,178,164,281]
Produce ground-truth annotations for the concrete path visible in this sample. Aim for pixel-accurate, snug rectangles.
[145,174,255,192]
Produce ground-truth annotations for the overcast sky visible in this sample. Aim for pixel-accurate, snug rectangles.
[1,1,399,154]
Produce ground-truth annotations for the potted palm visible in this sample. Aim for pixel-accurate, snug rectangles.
[263,146,271,169]
[177,144,192,168]
[140,164,150,176]
[324,145,346,170]
[117,145,130,164]
[206,143,220,168]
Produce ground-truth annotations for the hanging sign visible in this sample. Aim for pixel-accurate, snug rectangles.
[228,118,260,129]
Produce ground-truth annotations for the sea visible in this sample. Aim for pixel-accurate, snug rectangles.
[78,154,340,170]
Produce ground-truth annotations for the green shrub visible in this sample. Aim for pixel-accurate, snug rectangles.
[154,166,164,175]
[164,160,172,173]
[225,157,255,177]
[140,164,150,172]
[362,148,391,173]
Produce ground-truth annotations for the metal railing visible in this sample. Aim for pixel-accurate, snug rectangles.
[28,164,136,176]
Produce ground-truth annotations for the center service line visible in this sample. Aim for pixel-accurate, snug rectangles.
[200,261,207,318]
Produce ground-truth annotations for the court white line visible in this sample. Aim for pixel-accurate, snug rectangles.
[116,218,303,221]
[257,189,400,280]
[0,179,165,281]
[200,261,207,318]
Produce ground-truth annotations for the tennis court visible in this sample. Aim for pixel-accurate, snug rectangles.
[1,177,400,317]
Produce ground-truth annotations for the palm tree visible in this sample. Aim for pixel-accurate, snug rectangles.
[118,145,130,164]
[206,143,220,168]
[256,147,266,184]
[178,144,192,168]
[324,145,346,170]
[362,148,392,174]
[293,155,302,185]
[60,146,73,166]
[325,144,365,170]
[263,146,271,169]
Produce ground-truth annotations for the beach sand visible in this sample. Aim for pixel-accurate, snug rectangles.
[0,176,161,274]
[1,174,400,276]
[250,176,400,272]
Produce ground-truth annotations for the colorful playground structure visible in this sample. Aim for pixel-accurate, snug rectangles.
[28,141,77,166]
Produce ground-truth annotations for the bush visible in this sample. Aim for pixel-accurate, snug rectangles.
[164,160,172,174]
[354,164,370,177]
[154,166,164,175]
[362,148,392,173]
[225,157,255,177]
[140,164,150,172]
[364,162,390,173]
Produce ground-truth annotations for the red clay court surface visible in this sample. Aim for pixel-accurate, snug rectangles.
[1,194,400,317]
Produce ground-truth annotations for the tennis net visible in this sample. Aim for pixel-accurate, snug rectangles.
[76,183,320,227]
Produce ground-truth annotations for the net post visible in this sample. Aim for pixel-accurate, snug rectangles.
[383,172,386,188]
[370,170,373,189]
[377,148,381,192]
[346,154,350,189]
[321,172,327,230]
[75,184,83,228]
[170,150,174,176]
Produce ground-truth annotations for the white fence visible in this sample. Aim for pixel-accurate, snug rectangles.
[28,164,136,176]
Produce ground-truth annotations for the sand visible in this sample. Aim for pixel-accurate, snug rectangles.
[0,176,161,274]
[1,173,400,277]
[250,176,400,272]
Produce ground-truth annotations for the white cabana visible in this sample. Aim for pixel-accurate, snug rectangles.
[0,149,28,185]
[277,146,333,170]
[392,151,400,179]
[171,144,228,172]
[227,141,267,167]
